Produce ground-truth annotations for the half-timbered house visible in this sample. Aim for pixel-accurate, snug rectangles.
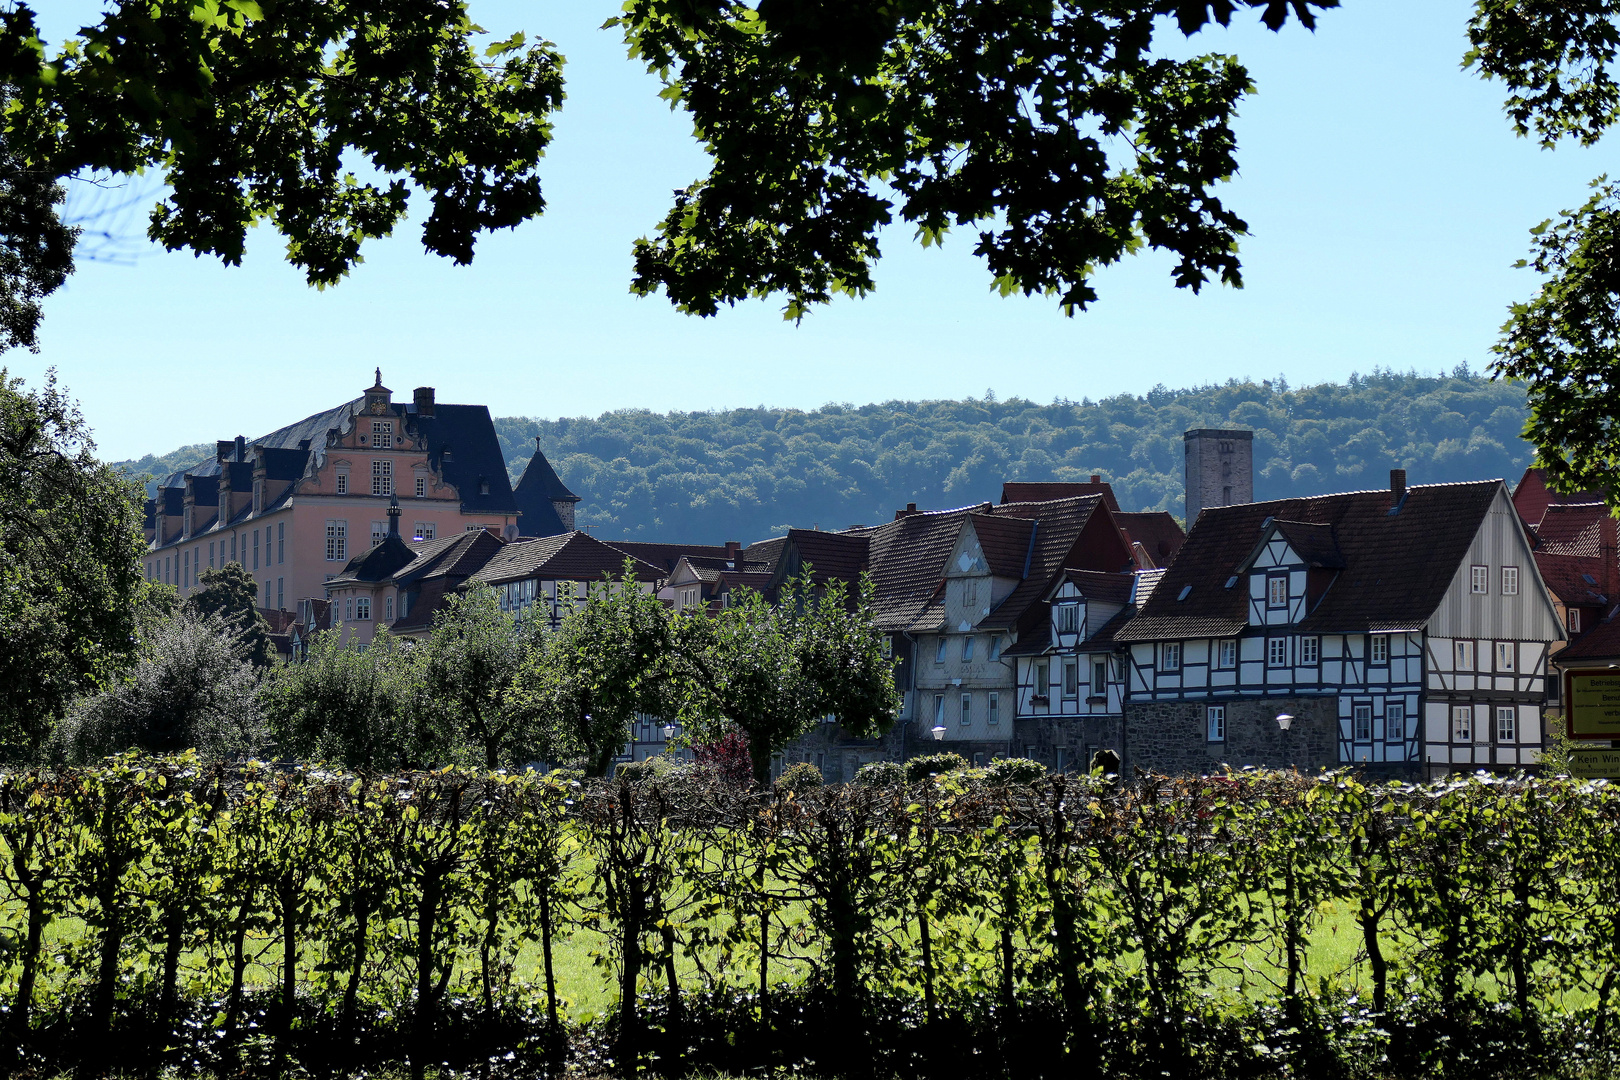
[1113,472,1564,778]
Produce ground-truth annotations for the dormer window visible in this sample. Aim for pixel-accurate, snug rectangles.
[479,478,491,496]
[1056,603,1080,634]
[1267,575,1288,608]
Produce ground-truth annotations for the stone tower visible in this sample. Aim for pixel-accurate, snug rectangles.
[1183,428,1253,525]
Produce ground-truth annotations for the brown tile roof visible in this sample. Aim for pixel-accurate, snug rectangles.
[390,577,456,634]
[1536,502,1611,558]
[1059,569,1135,605]
[601,540,734,574]
[1260,521,1346,570]
[1536,552,1611,608]
[1116,481,1503,642]
[774,530,869,585]
[969,513,1036,579]
[1554,610,1620,663]
[471,531,664,586]
[1002,481,1120,512]
[1115,511,1186,567]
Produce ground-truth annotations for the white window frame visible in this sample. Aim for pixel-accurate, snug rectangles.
[386,595,394,621]
[988,635,1002,661]
[371,520,388,548]
[1267,575,1288,608]
[1299,636,1320,665]
[1267,637,1288,667]
[1062,660,1079,698]
[1206,705,1225,743]
[935,637,947,664]
[1456,640,1474,670]
[1353,704,1372,742]
[415,475,427,498]
[1570,607,1583,633]
[962,636,975,662]
[355,596,371,621]
[372,420,393,448]
[1384,702,1405,742]
[988,692,1000,726]
[335,469,348,495]
[960,693,972,726]
[1496,642,1515,672]
[372,459,392,496]
[1371,634,1389,664]
[1453,705,1473,743]
[1471,565,1488,594]
[1057,602,1080,634]
[1092,658,1107,695]
[1502,566,1519,596]
[1217,639,1237,669]
[1497,706,1517,742]
[1161,642,1182,672]
[1034,661,1050,696]
[325,520,347,562]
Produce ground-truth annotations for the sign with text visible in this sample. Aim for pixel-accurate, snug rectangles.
[1565,669,1620,740]
[1569,749,1620,779]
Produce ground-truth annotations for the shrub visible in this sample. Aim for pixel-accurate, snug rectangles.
[775,760,824,794]
[614,755,684,784]
[693,730,753,787]
[905,752,968,781]
[981,756,1046,785]
[855,760,906,786]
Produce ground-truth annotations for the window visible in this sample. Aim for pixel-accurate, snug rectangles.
[467,523,482,532]
[962,636,975,662]
[1093,659,1107,695]
[964,579,979,606]
[209,541,215,569]
[1162,642,1182,671]
[1385,702,1406,742]
[1034,661,1049,695]
[1498,706,1517,742]
[960,693,972,726]
[1502,566,1519,596]
[933,694,945,725]
[371,521,388,547]
[372,420,393,448]
[1496,642,1515,671]
[1268,637,1288,666]
[1057,603,1080,633]
[325,520,347,562]
[1300,636,1320,665]
[277,578,283,610]
[335,470,348,495]
[1207,706,1225,743]
[345,597,353,622]
[252,529,259,570]
[1455,640,1474,670]
[415,475,426,498]
[355,597,371,621]
[1063,660,1079,698]
[1471,565,1488,594]
[1371,635,1389,663]
[988,635,1002,661]
[372,459,392,496]
[988,692,1000,726]
[1453,705,1473,743]
[277,522,285,564]
[262,581,268,606]
[479,479,490,496]
[413,522,435,541]
[230,534,236,563]
[1353,705,1372,742]
[182,550,189,589]
[1267,575,1288,607]
[1570,608,1583,633]
[1217,640,1237,669]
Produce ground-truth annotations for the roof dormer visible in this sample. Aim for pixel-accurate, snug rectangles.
[363,368,393,417]
[1236,519,1345,626]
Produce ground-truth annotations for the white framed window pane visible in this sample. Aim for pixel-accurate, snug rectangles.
[1502,566,1519,595]
[1092,660,1107,694]
[1301,637,1319,664]
[1268,638,1287,666]
[1371,635,1389,663]
[1353,705,1372,741]
[988,693,1000,725]
[1453,706,1472,742]
[1268,577,1287,606]
[1471,565,1487,593]
[962,636,975,661]
[1163,643,1181,671]
[1456,641,1473,669]
[1384,703,1405,742]
[935,637,947,663]
[1063,661,1078,697]
[960,693,971,725]
[1207,706,1225,742]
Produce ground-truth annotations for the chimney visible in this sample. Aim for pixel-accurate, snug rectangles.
[234,435,246,462]
[414,386,436,418]
[1390,469,1407,506]
[725,540,741,567]
[1091,474,1101,484]
[894,502,919,520]
[217,440,234,462]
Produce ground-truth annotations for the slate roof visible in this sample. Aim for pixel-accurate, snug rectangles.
[1057,569,1136,605]
[1116,481,1503,642]
[470,532,665,586]
[1002,481,1120,513]
[326,534,419,586]
[1253,520,1346,570]
[512,447,579,538]
[970,513,1037,579]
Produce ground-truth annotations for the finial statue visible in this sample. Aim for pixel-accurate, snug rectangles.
[374,366,382,387]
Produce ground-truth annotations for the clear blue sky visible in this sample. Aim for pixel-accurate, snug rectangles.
[13,1,1608,461]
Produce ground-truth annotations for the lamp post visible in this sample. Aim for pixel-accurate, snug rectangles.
[662,722,676,742]
[930,724,947,742]
[1276,712,1294,771]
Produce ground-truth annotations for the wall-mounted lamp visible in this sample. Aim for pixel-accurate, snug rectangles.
[1276,712,1294,732]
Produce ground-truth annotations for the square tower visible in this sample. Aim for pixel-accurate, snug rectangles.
[1184,428,1253,524]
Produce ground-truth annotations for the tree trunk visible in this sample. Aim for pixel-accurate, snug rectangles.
[749,735,772,791]
[278,874,300,1069]
[661,919,682,1026]
[412,875,444,1080]
[341,903,372,1036]
[618,874,645,1077]
[225,914,249,1044]
[159,899,187,1032]
[12,888,46,1039]
[540,887,560,1048]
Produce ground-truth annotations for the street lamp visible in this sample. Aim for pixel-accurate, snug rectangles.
[662,722,677,742]
[930,724,948,742]
[1276,712,1294,732]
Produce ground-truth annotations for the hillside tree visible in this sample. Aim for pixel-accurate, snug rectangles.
[186,564,274,667]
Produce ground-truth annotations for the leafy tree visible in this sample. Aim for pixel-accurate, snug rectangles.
[186,563,274,668]
[676,570,898,788]
[262,627,438,769]
[514,566,673,777]
[0,370,147,761]
[615,0,1336,318]
[0,0,564,348]
[51,608,265,763]
[0,151,76,353]
[422,584,530,770]
[1469,1,1620,506]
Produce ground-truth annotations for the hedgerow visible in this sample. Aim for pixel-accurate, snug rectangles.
[0,756,1615,1080]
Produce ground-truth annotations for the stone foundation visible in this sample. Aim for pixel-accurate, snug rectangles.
[1123,696,1338,775]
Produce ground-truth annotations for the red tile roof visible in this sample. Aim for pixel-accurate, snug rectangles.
[1002,481,1120,512]
[471,531,665,586]
[1555,611,1620,663]
[1115,511,1186,567]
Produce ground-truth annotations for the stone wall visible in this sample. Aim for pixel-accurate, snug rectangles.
[1013,715,1124,772]
[1183,428,1254,522]
[1124,695,1337,775]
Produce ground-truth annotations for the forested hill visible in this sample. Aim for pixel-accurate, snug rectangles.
[119,368,1535,545]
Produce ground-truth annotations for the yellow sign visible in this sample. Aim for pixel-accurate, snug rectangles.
[1570,749,1620,779]
[1566,671,1620,739]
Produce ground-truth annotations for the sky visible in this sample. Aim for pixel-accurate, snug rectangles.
[13,1,1609,461]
